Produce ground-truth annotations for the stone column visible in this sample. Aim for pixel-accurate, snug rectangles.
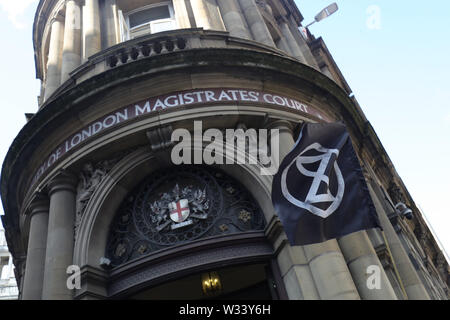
[287,16,319,69]
[217,0,251,39]
[61,0,82,83]
[42,172,78,300]
[304,240,361,299]
[276,234,320,300]
[338,231,398,299]
[267,120,319,300]
[83,0,101,60]
[191,0,214,30]
[44,16,65,101]
[276,36,292,56]
[173,0,192,29]
[266,120,295,171]
[22,195,50,299]
[103,0,119,47]
[279,18,306,63]
[367,183,430,300]
[22,194,49,300]
[237,0,275,46]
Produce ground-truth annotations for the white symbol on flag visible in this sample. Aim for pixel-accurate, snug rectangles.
[281,143,345,218]
[169,199,190,223]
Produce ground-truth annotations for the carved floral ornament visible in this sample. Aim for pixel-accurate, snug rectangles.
[105,166,265,267]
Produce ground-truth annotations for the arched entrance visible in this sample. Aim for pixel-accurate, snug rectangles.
[72,149,285,299]
[105,165,266,267]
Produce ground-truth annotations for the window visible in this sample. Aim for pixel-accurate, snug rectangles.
[0,257,9,280]
[119,2,176,41]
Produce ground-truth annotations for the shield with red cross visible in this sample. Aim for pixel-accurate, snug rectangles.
[169,199,190,223]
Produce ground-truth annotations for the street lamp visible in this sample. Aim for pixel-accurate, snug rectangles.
[305,3,339,28]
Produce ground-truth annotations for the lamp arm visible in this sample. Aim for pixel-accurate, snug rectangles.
[305,21,316,28]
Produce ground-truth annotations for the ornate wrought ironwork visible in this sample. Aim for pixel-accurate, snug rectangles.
[105,166,265,267]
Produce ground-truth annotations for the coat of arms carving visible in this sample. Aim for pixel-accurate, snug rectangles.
[106,166,265,267]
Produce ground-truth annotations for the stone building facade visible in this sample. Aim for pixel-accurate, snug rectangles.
[1,0,448,299]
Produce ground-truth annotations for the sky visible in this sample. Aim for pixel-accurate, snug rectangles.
[0,1,449,259]
[295,0,450,259]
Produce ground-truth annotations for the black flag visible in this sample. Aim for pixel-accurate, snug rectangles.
[272,122,381,246]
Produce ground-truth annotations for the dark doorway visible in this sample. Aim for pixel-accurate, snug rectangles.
[129,263,275,300]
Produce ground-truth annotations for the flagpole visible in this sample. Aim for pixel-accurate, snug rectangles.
[381,231,409,299]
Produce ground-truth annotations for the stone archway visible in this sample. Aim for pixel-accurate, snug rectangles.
[73,144,279,299]
[105,165,267,267]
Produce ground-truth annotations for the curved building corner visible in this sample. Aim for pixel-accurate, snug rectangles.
[0,0,448,300]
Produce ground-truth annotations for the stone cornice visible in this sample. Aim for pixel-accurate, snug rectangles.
[1,46,348,237]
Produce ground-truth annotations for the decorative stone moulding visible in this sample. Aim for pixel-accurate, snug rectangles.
[106,166,266,267]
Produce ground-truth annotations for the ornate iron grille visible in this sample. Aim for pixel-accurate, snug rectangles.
[105,166,265,267]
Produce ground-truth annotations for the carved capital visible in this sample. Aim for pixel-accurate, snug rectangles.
[388,181,403,205]
[255,0,267,8]
[28,192,50,218]
[276,15,289,25]
[374,244,391,269]
[50,10,65,25]
[256,0,273,16]
[436,252,446,267]
[48,170,78,196]
[66,0,84,5]
[264,119,294,135]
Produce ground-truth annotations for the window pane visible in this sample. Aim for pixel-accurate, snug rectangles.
[129,6,171,28]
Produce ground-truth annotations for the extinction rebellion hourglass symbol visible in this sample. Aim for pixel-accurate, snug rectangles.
[281,142,345,219]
